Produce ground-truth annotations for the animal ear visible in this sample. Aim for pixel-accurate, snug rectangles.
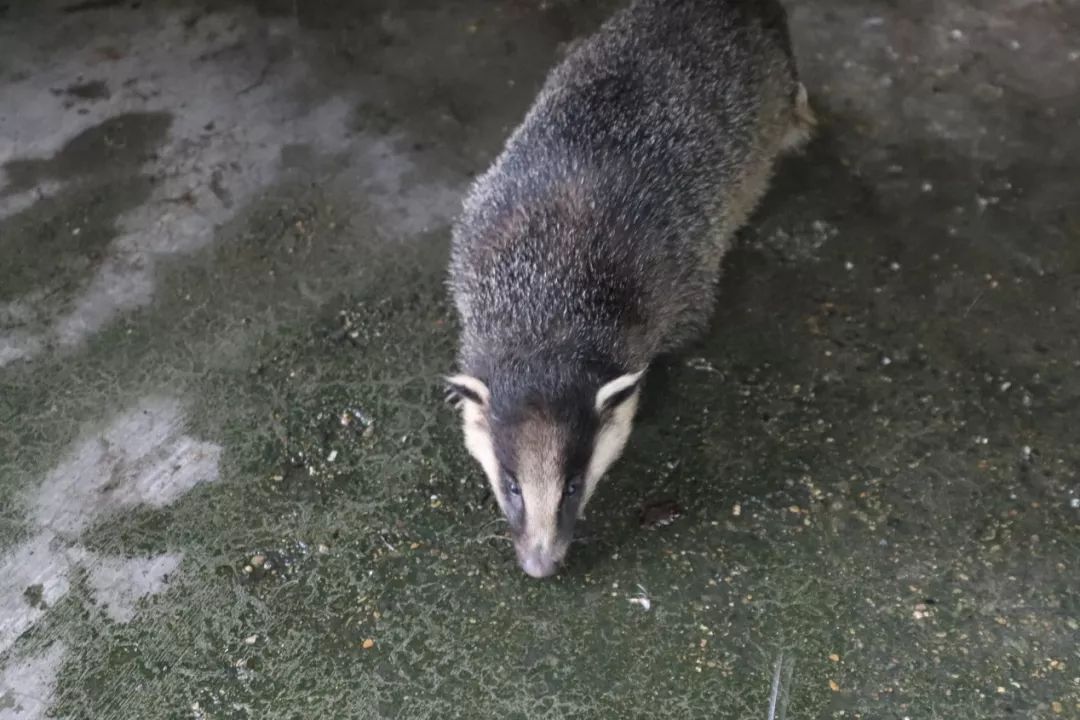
[594,370,645,414]
[444,374,490,408]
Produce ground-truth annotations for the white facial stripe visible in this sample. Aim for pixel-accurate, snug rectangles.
[461,401,503,505]
[581,390,639,514]
[521,481,561,550]
[594,370,645,413]
[518,420,564,549]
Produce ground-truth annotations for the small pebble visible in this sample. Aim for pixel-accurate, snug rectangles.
[362,638,375,650]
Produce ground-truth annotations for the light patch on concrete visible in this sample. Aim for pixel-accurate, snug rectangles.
[0,5,467,368]
[0,7,353,366]
[350,135,464,237]
[0,180,62,221]
[0,533,74,657]
[82,552,184,624]
[0,395,220,716]
[31,396,221,537]
[0,333,41,368]
[0,643,66,720]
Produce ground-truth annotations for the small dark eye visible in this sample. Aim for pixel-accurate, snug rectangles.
[506,477,521,496]
[563,479,581,497]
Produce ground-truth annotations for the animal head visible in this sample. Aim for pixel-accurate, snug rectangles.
[446,368,644,578]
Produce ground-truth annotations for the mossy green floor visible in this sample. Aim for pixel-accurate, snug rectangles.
[1,1,1077,718]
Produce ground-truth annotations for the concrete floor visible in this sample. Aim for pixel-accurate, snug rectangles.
[1,0,1078,718]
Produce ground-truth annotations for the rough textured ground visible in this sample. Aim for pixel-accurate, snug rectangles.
[1,0,1078,718]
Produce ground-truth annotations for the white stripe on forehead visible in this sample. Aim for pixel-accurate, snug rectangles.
[517,418,566,547]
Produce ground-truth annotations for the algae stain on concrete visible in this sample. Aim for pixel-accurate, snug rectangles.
[0,113,171,366]
[0,396,222,718]
[0,177,156,304]
[1,1,1078,718]
[1,111,172,194]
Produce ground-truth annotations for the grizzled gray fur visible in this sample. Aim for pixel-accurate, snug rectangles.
[446,0,814,578]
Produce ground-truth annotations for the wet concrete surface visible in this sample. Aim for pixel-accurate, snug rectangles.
[1,0,1078,718]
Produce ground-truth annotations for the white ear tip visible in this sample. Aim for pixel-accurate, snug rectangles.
[445,373,490,405]
[595,369,646,412]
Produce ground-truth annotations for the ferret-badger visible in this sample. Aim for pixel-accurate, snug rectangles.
[447,0,815,578]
